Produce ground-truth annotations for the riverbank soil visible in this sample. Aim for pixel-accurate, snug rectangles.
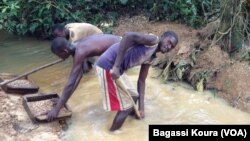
[113,15,250,113]
[0,90,63,141]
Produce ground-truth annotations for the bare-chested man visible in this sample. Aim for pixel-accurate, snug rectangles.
[46,34,121,121]
[52,23,103,73]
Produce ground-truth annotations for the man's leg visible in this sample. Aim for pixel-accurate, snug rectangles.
[109,96,138,131]
[110,107,134,131]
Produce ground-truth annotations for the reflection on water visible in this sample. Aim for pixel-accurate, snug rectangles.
[1,31,250,141]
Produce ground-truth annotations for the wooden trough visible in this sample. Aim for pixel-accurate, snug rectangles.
[0,73,39,94]
[23,93,72,123]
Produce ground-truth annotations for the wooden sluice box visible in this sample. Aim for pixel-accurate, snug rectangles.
[23,93,72,123]
[0,73,39,94]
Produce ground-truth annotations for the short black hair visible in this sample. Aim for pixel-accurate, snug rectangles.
[161,31,179,45]
[52,23,65,36]
[51,37,69,54]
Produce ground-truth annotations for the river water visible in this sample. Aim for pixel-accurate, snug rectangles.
[0,31,249,141]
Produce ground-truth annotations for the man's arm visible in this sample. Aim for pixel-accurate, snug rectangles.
[111,32,158,79]
[137,64,150,118]
[47,54,85,121]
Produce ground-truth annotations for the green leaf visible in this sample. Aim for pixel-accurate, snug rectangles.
[119,0,128,5]
[29,23,39,33]
[38,7,46,17]
[176,68,183,79]
[176,60,188,68]
[191,52,196,62]
[196,78,204,92]
[46,4,51,9]
[2,7,8,13]
[162,62,171,77]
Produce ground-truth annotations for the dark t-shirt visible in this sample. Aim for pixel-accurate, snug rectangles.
[96,43,155,74]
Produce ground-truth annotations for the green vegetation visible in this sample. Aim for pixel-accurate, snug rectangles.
[150,0,220,27]
[0,0,219,39]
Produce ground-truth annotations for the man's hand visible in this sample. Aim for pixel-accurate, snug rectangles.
[51,98,59,106]
[139,110,145,119]
[134,109,145,119]
[46,107,60,122]
[110,67,120,80]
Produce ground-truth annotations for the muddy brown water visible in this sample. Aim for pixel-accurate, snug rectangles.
[0,31,250,141]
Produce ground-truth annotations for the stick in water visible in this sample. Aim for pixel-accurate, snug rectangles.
[0,59,63,86]
[115,78,141,119]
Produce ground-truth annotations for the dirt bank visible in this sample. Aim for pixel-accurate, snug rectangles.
[213,62,250,112]
[0,90,63,141]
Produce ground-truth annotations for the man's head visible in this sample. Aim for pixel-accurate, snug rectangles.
[52,23,68,38]
[51,37,71,60]
[158,31,178,53]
